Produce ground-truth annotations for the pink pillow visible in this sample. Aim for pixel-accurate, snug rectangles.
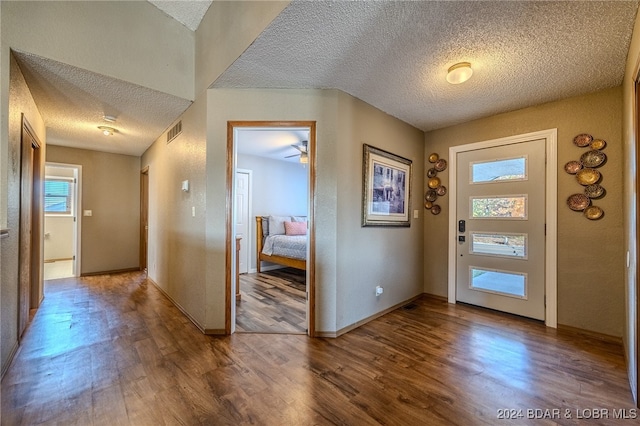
[284,221,307,236]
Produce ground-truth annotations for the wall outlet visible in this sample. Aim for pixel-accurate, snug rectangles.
[376,286,384,296]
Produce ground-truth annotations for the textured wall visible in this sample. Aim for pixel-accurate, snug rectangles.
[141,96,207,327]
[334,93,425,332]
[1,54,46,374]
[195,1,289,94]
[46,146,140,275]
[424,86,624,337]
[207,88,425,334]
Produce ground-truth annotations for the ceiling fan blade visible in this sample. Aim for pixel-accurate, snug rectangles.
[291,144,304,152]
[285,153,300,158]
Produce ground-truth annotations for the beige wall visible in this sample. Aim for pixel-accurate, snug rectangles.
[206,89,425,334]
[195,1,289,95]
[1,54,46,374]
[1,1,194,100]
[138,0,290,332]
[46,146,140,275]
[335,93,425,331]
[425,86,624,337]
[622,6,640,403]
[141,98,208,327]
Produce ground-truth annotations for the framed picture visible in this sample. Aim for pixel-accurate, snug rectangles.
[362,144,412,227]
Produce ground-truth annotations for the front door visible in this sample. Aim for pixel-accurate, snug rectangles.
[456,139,546,320]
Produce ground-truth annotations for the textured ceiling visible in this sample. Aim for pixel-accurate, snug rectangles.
[148,0,212,31]
[12,1,640,159]
[213,1,639,131]
[13,50,192,156]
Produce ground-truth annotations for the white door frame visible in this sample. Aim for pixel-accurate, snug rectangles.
[447,129,558,328]
[44,162,82,278]
[235,168,252,274]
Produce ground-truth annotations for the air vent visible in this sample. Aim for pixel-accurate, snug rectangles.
[167,120,182,144]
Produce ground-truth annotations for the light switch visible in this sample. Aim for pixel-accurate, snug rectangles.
[84,210,92,217]
[413,209,419,219]
[192,206,196,217]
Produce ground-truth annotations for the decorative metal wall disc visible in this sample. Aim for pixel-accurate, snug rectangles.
[573,133,593,147]
[434,159,447,172]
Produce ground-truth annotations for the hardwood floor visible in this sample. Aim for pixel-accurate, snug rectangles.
[236,268,306,334]
[1,272,635,425]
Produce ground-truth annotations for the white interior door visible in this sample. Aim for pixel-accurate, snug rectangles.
[235,169,251,274]
[456,139,546,320]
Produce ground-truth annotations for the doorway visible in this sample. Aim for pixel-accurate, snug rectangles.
[448,129,558,326]
[226,121,316,336]
[140,167,149,273]
[43,163,81,280]
[19,116,43,337]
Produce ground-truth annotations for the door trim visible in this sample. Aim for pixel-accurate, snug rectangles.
[19,115,43,333]
[225,121,317,336]
[235,168,252,274]
[447,128,558,327]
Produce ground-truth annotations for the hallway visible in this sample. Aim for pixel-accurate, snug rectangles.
[1,272,634,425]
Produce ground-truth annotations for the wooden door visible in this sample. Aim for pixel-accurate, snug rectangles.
[140,167,149,273]
[19,117,42,337]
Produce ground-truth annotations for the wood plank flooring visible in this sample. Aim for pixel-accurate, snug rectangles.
[1,272,635,425]
[236,268,306,334]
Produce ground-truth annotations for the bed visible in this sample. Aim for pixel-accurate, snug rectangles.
[256,216,307,273]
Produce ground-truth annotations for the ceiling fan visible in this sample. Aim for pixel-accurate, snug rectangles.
[285,140,309,163]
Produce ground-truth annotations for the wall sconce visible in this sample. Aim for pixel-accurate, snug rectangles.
[97,126,115,136]
[446,62,473,84]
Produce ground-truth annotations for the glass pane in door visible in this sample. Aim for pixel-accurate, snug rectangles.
[470,267,527,299]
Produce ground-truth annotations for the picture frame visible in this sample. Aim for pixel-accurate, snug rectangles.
[362,144,412,227]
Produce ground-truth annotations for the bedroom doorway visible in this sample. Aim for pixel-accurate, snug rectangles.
[226,121,316,336]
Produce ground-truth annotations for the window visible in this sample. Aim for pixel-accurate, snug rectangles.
[470,195,528,219]
[45,178,73,215]
[470,156,527,184]
[470,232,527,259]
[470,267,527,299]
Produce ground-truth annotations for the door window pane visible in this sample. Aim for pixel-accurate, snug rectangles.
[470,267,527,299]
[470,195,527,219]
[470,233,527,259]
[471,156,527,183]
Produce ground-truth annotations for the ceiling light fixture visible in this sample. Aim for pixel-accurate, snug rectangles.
[446,62,473,84]
[299,152,309,164]
[97,125,115,136]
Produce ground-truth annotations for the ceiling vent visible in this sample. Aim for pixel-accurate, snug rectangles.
[167,120,182,144]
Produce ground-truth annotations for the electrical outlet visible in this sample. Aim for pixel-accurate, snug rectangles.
[376,286,384,296]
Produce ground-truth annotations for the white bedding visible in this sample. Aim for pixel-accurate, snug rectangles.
[262,235,307,260]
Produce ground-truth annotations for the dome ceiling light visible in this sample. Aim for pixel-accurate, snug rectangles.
[446,62,473,85]
[97,126,116,136]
